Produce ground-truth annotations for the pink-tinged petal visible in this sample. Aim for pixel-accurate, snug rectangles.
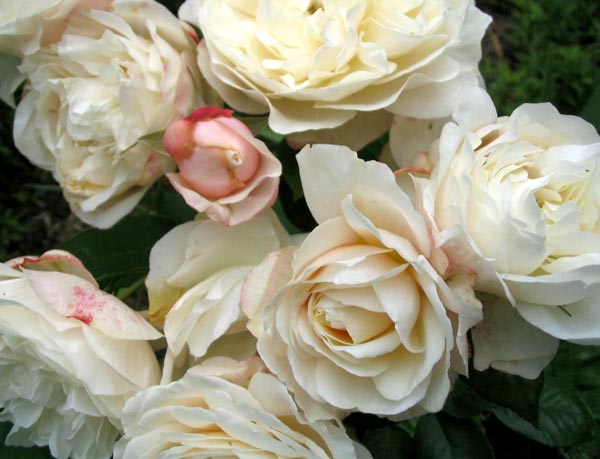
[165,106,281,225]
[7,250,97,286]
[226,177,279,226]
[186,106,234,122]
[163,118,196,162]
[22,269,162,340]
[178,146,247,198]
[167,161,280,226]
[168,172,230,222]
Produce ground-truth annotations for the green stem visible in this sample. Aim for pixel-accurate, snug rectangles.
[116,277,146,301]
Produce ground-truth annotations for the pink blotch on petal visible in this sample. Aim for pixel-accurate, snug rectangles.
[187,106,234,123]
[65,286,106,325]
[22,269,162,340]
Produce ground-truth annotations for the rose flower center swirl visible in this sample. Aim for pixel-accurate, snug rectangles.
[467,120,600,272]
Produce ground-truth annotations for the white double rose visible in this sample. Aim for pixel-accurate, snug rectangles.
[0,0,112,106]
[0,0,111,57]
[146,212,289,381]
[0,250,161,459]
[243,145,481,420]
[115,357,371,459]
[180,0,490,136]
[14,0,201,228]
[420,87,600,375]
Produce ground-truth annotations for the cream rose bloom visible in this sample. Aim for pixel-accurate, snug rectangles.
[115,357,371,459]
[146,212,289,381]
[13,0,202,228]
[0,0,112,106]
[242,145,481,421]
[179,0,491,135]
[419,87,600,374]
[0,0,111,57]
[0,250,161,459]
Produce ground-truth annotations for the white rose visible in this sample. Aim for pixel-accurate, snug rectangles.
[115,357,371,459]
[242,145,481,421]
[423,87,600,374]
[0,0,111,56]
[0,0,112,106]
[146,212,289,381]
[180,0,490,135]
[13,0,202,228]
[0,250,161,459]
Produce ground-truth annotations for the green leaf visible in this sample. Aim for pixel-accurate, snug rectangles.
[492,407,547,445]
[258,125,285,145]
[272,199,302,235]
[443,377,491,419]
[137,185,196,225]
[138,130,167,151]
[550,342,600,391]
[271,144,317,233]
[0,423,52,458]
[492,372,595,448]
[579,388,600,420]
[361,425,416,459]
[539,374,596,447]
[238,115,269,135]
[276,147,304,202]
[119,130,166,156]
[414,414,494,459]
[562,436,600,459]
[61,215,173,295]
[466,366,544,425]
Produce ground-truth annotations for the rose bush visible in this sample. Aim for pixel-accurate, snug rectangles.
[0,250,161,459]
[180,0,491,135]
[242,144,482,421]
[115,357,371,459]
[163,107,281,225]
[13,0,202,228]
[418,87,600,374]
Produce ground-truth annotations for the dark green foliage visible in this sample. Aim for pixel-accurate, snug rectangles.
[61,185,193,301]
[0,423,52,459]
[478,0,599,117]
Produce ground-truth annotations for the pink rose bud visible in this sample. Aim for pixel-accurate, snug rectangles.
[163,107,281,226]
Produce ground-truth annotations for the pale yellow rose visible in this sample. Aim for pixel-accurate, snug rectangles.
[179,0,490,136]
[242,144,481,421]
[14,0,202,228]
[115,357,372,459]
[0,0,112,106]
[146,212,289,381]
[0,250,161,459]
[417,87,600,377]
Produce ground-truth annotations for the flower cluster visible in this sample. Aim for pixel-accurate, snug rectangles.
[1,0,599,458]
